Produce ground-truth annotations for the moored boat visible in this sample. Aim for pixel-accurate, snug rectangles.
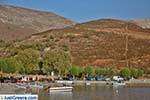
[49,86,73,93]
[85,82,91,86]
[29,84,43,88]
[15,83,27,89]
[56,80,73,84]
[113,81,126,86]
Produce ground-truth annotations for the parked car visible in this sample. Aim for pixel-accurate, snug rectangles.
[66,76,73,81]
[62,75,73,81]
[86,76,94,81]
[103,77,111,81]
[95,77,103,81]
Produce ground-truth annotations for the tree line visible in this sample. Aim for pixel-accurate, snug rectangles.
[0,47,145,79]
[0,48,71,75]
[68,66,144,79]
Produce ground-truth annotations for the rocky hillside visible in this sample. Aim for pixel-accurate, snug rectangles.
[0,5,76,41]
[0,19,150,69]
[130,19,150,29]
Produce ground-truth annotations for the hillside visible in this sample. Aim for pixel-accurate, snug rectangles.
[130,19,150,29]
[0,5,76,41]
[0,19,150,69]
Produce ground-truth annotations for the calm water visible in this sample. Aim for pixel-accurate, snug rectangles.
[10,86,150,100]
[37,86,150,100]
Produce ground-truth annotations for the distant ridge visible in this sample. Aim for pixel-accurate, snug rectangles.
[130,19,150,29]
[0,5,76,41]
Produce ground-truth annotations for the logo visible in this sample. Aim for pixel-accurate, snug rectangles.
[0,94,38,100]
[0,95,3,100]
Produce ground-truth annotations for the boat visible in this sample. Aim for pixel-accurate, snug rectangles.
[56,80,73,84]
[49,86,73,93]
[85,82,91,86]
[15,83,27,89]
[113,81,126,86]
[29,84,43,88]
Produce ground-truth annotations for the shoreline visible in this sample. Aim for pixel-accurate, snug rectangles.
[0,80,150,94]
[1,79,150,88]
[55,79,150,87]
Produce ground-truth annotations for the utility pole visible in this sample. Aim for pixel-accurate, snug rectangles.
[125,25,129,68]
[125,35,129,68]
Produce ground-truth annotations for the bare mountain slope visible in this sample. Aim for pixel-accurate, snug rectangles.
[1,19,150,69]
[0,5,76,41]
[130,19,150,29]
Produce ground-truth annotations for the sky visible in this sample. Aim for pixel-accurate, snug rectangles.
[0,0,150,22]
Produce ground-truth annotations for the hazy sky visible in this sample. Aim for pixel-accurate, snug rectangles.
[0,0,149,22]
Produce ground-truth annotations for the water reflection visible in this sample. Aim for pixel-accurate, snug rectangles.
[49,92,72,100]
[14,86,150,100]
[74,86,150,100]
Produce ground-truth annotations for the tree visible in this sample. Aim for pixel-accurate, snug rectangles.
[120,68,131,78]
[104,68,114,77]
[43,48,72,76]
[137,69,144,77]
[83,66,95,77]
[94,67,106,76]
[15,48,40,74]
[0,58,20,73]
[0,59,7,72]
[69,66,81,79]
[131,69,138,78]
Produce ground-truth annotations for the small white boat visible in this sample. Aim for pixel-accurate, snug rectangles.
[29,84,43,88]
[113,81,126,86]
[85,82,91,86]
[49,86,73,93]
[15,83,27,89]
[56,80,73,84]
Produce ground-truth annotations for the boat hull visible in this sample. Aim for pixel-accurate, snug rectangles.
[29,84,43,88]
[15,84,26,89]
[49,87,73,93]
[113,82,126,86]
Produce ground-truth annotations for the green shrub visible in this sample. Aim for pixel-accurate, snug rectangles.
[49,35,54,40]
[131,69,138,78]
[69,66,81,78]
[0,58,20,73]
[62,45,69,51]
[120,68,131,78]
[83,66,95,77]
[103,68,114,77]
[95,67,104,76]
[137,69,144,77]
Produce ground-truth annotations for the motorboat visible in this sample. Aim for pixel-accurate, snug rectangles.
[113,81,126,86]
[29,83,43,88]
[15,83,27,89]
[55,80,73,84]
[85,82,91,86]
[49,86,73,93]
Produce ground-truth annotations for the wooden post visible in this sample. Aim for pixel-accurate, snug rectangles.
[125,35,129,68]
[125,25,129,68]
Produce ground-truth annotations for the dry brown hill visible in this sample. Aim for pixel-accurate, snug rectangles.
[130,19,150,29]
[0,5,76,41]
[1,19,150,69]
